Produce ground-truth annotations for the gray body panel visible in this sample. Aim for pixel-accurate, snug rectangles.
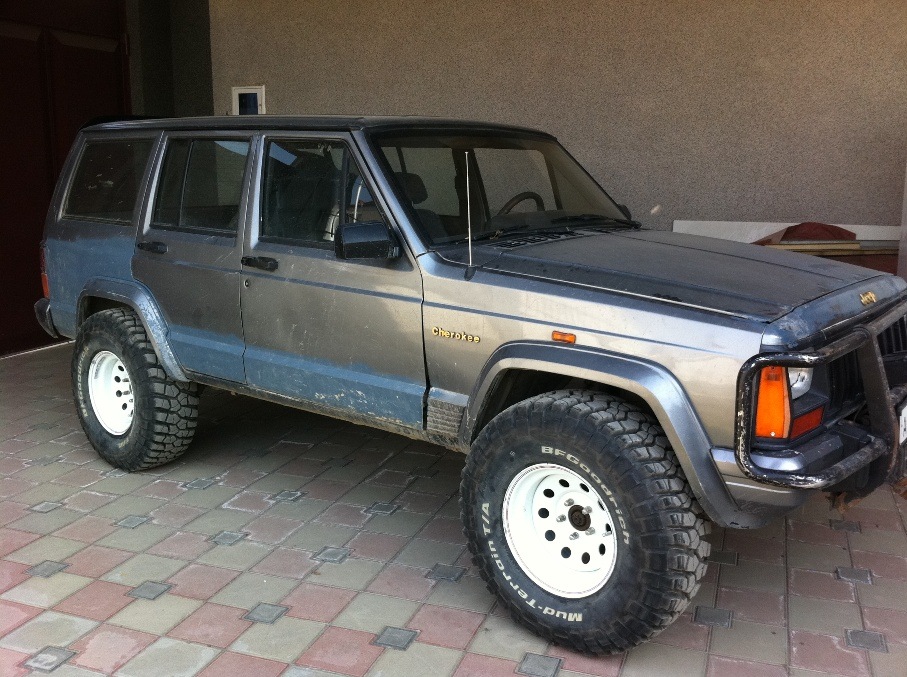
[419,250,763,450]
[131,131,255,384]
[132,230,246,383]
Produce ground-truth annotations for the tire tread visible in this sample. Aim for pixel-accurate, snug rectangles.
[72,308,198,470]
[460,389,710,654]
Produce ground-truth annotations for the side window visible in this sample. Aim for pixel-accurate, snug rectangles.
[261,139,382,245]
[63,139,154,223]
[151,138,250,234]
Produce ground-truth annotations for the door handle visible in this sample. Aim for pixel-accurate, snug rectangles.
[241,256,278,272]
[136,241,168,254]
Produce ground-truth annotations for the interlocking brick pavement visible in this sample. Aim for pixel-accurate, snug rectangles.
[1,344,906,675]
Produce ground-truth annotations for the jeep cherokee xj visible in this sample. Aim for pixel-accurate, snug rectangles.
[35,116,907,653]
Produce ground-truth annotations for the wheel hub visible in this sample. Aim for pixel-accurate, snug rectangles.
[502,462,619,598]
[87,350,134,436]
[568,505,591,531]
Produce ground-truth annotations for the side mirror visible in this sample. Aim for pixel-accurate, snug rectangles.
[335,220,399,260]
[617,204,633,221]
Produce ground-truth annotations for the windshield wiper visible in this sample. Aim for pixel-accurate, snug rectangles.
[551,214,640,228]
[457,214,636,245]
[469,223,532,242]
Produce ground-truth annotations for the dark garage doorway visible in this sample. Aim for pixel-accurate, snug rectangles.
[0,0,130,355]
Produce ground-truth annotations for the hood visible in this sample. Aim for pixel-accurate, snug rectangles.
[440,229,895,322]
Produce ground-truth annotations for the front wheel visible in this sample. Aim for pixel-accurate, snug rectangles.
[460,390,709,654]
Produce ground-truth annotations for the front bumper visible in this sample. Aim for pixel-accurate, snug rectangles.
[34,298,59,338]
[736,300,907,491]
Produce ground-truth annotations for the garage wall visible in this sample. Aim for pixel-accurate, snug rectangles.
[208,0,907,231]
[126,0,213,118]
[126,0,173,116]
[170,0,214,117]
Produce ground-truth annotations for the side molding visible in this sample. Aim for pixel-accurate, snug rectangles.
[77,278,189,383]
[464,342,757,528]
[426,387,468,441]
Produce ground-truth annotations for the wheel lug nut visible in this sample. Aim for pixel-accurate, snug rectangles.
[582,506,591,515]
[569,532,579,540]
[555,515,566,522]
[585,527,595,535]
[564,498,574,506]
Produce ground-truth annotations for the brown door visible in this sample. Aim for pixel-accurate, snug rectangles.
[0,2,129,355]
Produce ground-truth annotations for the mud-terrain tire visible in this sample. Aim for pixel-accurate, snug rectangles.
[460,390,709,654]
[72,308,198,471]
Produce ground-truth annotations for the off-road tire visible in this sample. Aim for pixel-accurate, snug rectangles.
[72,308,199,471]
[460,390,710,654]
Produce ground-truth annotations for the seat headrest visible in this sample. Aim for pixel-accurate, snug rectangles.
[394,171,428,204]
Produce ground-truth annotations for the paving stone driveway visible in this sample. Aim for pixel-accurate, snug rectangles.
[1,344,906,677]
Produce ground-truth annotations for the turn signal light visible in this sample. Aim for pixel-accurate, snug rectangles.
[790,406,824,439]
[755,366,791,439]
[551,331,576,344]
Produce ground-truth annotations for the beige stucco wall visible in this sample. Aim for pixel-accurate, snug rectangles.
[209,0,907,231]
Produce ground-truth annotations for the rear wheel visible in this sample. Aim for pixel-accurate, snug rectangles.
[72,308,199,471]
[460,390,709,654]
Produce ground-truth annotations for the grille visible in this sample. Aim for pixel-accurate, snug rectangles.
[815,315,907,415]
[878,315,907,356]
[828,351,862,412]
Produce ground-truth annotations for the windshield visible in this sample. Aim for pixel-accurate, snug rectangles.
[370,131,628,245]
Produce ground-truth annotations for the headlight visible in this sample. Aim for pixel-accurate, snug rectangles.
[788,367,813,399]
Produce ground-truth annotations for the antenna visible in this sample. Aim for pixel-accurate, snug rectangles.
[466,151,473,269]
[464,150,476,281]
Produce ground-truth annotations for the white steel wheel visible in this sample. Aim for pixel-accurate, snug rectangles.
[503,463,618,598]
[87,350,134,435]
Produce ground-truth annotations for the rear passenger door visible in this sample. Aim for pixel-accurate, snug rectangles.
[133,132,254,383]
[239,134,426,429]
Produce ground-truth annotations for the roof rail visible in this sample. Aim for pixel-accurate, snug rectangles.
[80,115,166,130]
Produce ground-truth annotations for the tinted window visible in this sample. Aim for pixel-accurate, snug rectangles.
[64,139,153,223]
[261,139,382,245]
[151,138,250,233]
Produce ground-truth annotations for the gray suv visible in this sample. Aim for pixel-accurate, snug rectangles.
[35,116,907,653]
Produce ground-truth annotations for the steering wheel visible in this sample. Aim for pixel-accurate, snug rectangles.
[495,191,545,216]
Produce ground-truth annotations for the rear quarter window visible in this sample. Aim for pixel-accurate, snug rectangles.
[63,139,154,224]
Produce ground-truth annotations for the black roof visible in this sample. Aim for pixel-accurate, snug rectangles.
[84,115,555,138]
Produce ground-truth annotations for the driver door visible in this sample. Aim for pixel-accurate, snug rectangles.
[239,133,426,428]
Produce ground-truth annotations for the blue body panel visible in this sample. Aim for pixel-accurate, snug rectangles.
[169,325,246,384]
[244,346,425,428]
[47,227,136,338]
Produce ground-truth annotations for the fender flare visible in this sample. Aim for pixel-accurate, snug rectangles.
[462,341,752,527]
[77,278,189,383]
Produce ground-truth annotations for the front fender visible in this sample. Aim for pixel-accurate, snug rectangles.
[464,341,755,527]
[77,278,189,383]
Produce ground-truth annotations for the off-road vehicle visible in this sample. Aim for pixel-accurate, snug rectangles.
[36,116,907,653]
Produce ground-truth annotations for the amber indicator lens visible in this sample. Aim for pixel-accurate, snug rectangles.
[755,366,791,439]
[551,331,576,344]
[790,406,824,439]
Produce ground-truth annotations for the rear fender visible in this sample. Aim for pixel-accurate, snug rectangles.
[77,278,189,383]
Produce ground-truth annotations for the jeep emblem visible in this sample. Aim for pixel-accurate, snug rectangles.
[860,291,877,306]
